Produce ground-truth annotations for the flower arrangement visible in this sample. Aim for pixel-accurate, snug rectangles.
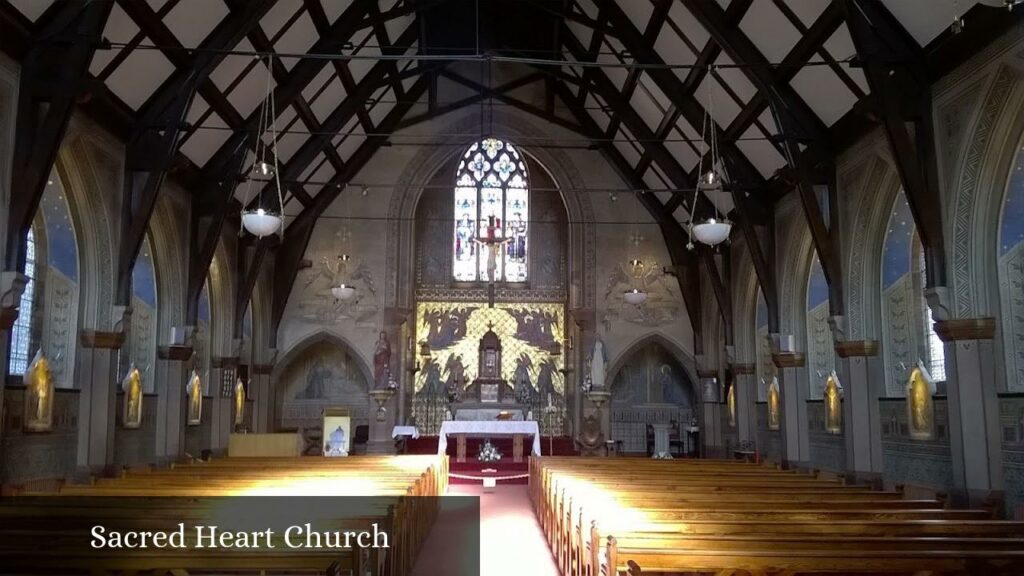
[478,439,502,462]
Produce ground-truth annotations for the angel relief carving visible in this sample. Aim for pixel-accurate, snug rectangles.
[295,253,379,326]
[602,259,680,327]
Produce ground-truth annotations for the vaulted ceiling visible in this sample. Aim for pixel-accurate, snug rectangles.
[2,0,1018,338]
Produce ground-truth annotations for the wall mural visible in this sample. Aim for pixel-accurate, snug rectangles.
[276,341,370,430]
[294,254,379,327]
[602,259,681,328]
[608,343,695,453]
[414,301,564,397]
[1000,146,1024,392]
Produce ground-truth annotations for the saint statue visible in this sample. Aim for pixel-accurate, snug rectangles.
[122,365,143,429]
[373,330,391,389]
[824,372,842,434]
[906,362,934,440]
[325,425,348,456]
[727,382,736,428]
[24,350,54,432]
[234,377,246,428]
[186,370,203,426]
[767,377,780,431]
[591,339,606,390]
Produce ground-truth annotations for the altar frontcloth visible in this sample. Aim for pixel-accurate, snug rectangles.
[437,420,542,457]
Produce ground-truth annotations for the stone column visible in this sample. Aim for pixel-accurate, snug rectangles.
[76,324,127,478]
[0,272,27,442]
[834,337,884,485]
[249,362,273,433]
[154,342,193,463]
[772,339,809,469]
[209,356,238,455]
[934,317,1003,508]
[697,357,723,458]
[731,363,758,445]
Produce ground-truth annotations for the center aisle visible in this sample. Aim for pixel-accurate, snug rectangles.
[410,484,559,576]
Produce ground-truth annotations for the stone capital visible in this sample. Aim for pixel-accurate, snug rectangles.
[772,352,805,369]
[768,333,796,355]
[731,363,756,375]
[80,329,126,350]
[834,340,880,358]
[933,318,996,342]
[827,315,849,343]
[158,344,194,361]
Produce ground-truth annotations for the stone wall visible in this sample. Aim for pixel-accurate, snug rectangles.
[755,403,782,462]
[112,392,157,467]
[1000,394,1024,518]
[879,397,954,490]
[0,387,78,483]
[807,401,846,472]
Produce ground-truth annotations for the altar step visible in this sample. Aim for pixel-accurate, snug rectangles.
[404,436,578,457]
[448,460,529,485]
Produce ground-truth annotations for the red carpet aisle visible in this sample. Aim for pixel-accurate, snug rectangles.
[406,436,577,485]
[410,484,559,576]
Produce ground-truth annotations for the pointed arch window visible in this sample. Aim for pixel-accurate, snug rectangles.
[921,251,946,382]
[453,137,529,282]
[9,228,36,375]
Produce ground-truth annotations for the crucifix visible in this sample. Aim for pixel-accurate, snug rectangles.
[475,214,511,307]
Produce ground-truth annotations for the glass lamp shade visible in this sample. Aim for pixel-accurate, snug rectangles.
[692,218,732,246]
[331,284,356,300]
[241,208,282,237]
[623,288,648,305]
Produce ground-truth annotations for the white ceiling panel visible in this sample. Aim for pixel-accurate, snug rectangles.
[640,73,671,110]
[90,4,139,74]
[567,19,593,51]
[147,0,168,12]
[740,0,801,64]
[303,66,336,101]
[642,167,670,190]
[273,130,307,163]
[336,129,366,161]
[785,0,828,27]
[631,87,665,132]
[181,113,230,166]
[310,77,347,122]
[695,75,741,128]
[275,11,318,70]
[674,118,707,156]
[790,65,858,126]
[665,132,700,173]
[668,2,709,48]
[881,0,976,46]
[653,24,697,83]
[227,61,276,118]
[210,39,256,91]
[757,108,778,136]
[165,0,228,48]
[385,13,415,42]
[369,100,395,127]
[736,126,786,178]
[307,157,336,188]
[621,0,654,31]
[185,95,210,124]
[585,94,610,132]
[9,0,53,21]
[714,54,757,103]
[260,0,302,40]
[349,56,374,84]
[614,129,642,167]
[321,0,353,24]
[299,152,327,181]
[576,0,599,19]
[599,46,629,91]
[105,46,175,110]
[824,25,870,94]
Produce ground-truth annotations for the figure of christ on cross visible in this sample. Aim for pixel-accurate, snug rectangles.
[475,214,512,284]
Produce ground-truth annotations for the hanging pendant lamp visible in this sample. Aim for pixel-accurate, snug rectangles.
[241,56,284,238]
[687,66,732,248]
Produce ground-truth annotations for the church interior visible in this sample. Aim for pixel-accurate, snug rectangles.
[3,0,1024,574]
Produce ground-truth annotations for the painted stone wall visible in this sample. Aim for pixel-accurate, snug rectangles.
[879,397,953,490]
[1000,395,1024,518]
[0,388,78,483]
[756,402,783,462]
[112,392,157,466]
[807,400,846,471]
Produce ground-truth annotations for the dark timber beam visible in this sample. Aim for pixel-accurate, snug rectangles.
[269,79,429,342]
[6,0,112,272]
[843,0,947,288]
[116,0,275,305]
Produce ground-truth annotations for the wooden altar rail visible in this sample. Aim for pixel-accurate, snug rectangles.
[1,455,447,576]
[530,457,1024,576]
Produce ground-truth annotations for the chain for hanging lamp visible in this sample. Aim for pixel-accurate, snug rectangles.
[623,191,648,305]
[688,66,732,249]
[241,56,284,238]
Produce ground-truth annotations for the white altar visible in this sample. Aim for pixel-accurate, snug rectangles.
[453,408,525,421]
[437,420,542,462]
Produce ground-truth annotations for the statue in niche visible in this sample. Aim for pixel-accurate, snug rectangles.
[906,361,935,440]
[186,370,203,426]
[122,364,143,429]
[824,371,842,434]
[727,381,736,428]
[767,377,780,431]
[373,331,391,389]
[24,351,54,432]
[591,339,606,389]
[234,377,246,428]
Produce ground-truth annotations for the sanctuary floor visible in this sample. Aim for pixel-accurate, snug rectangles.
[410,484,559,576]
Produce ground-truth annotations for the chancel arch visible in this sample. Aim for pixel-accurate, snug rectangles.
[998,142,1024,391]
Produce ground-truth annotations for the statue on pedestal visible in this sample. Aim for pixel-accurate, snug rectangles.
[186,370,203,426]
[591,339,606,389]
[234,377,246,428]
[373,331,391,389]
[24,351,54,432]
[122,364,143,429]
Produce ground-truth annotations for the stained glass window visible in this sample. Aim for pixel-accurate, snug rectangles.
[452,138,529,282]
[9,228,36,375]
